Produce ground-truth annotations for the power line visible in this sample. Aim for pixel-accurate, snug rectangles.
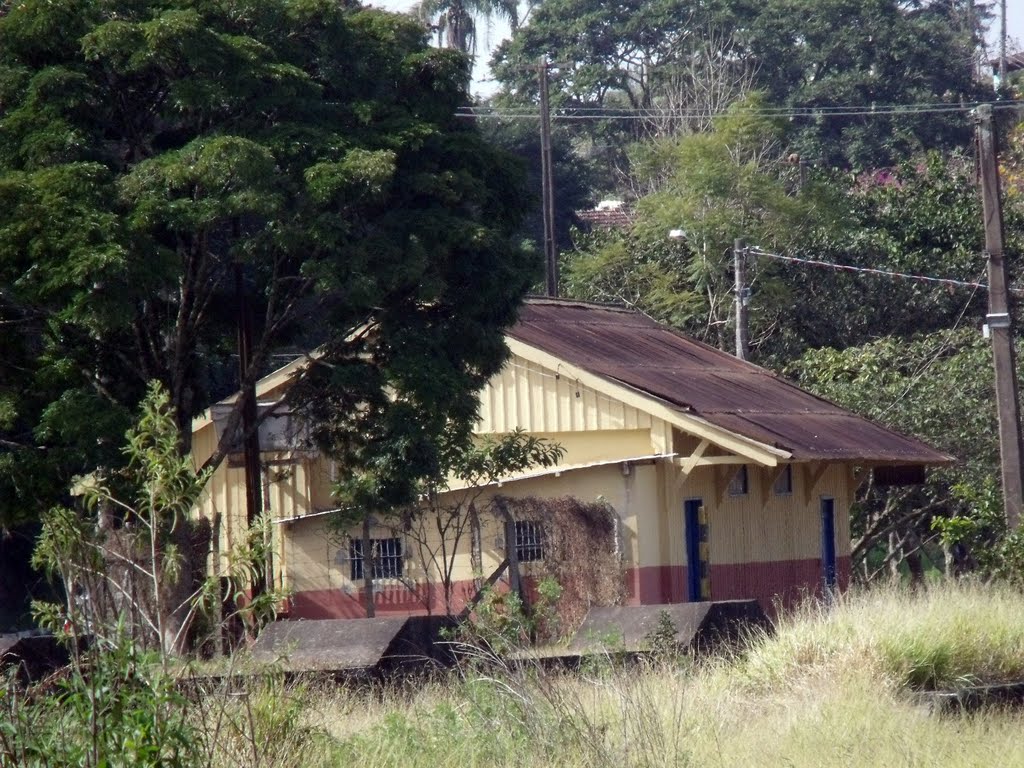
[747,247,1022,295]
[456,100,1024,121]
[877,270,987,420]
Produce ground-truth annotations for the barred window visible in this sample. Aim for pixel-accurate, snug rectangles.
[349,537,403,581]
[728,465,748,496]
[773,465,793,495]
[514,521,545,562]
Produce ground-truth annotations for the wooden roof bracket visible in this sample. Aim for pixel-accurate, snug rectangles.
[715,464,744,507]
[761,465,787,509]
[674,438,710,490]
[802,462,829,506]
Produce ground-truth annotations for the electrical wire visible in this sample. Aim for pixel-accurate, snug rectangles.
[455,100,1023,121]
[746,247,1020,294]
[876,269,987,420]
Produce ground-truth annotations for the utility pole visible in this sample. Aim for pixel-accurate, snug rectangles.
[538,55,558,297]
[1000,0,1007,88]
[976,104,1024,530]
[234,258,267,599]
[966,0,977,81]
[734,238,750,361]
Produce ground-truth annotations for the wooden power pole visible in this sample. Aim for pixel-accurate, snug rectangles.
[538,56,558,297]
[1000,0,1008,88]
[976,104,1024,530]
[734,238,750,361]
[234,259,267,599]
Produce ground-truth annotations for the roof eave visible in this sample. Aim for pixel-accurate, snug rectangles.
[505,336,791,467]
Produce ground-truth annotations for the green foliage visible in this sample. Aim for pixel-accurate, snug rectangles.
[767,152,1002,362]
[494,0,983,170]
[0,381,301,767]
[565,95,840,348]
[643,609,680,656]
[0,0,537,535]
[749,0,984,168]
[31,381,279,655]
[2,636,200,768]
[452,575,563,653]
[451,428,565,489]
[492,0,756,110]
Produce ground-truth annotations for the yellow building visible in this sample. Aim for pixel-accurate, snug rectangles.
[191,298,951,619]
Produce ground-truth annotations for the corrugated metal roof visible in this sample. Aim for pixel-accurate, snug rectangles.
[509,299,953,465]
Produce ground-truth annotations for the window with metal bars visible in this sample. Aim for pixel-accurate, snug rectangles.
[773,465,793,495]
[349,537,403,581]
[514,520,545,562]
[728,465,748,496]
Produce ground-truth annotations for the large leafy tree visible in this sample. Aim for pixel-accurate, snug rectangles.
[0,0,537,536]
[564,95,841,350]
[493,0,986,171]
[766,151,1024,363]
[749,0,985,168]
[491,0,756,111]
[789,328,1008,581]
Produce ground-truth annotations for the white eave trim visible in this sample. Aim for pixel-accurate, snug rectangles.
[444,453,678,492]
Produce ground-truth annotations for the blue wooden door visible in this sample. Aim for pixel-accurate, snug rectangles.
[821,497,837,593]
[685,499,709,602]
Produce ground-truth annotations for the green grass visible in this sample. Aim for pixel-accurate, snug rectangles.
[741,580,1024,690]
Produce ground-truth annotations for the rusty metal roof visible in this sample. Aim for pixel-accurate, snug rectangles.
[509,298,954,465]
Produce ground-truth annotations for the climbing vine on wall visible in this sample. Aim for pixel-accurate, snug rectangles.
[498,496,624,638]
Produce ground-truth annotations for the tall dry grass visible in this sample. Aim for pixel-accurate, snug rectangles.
[227,581,1024,767]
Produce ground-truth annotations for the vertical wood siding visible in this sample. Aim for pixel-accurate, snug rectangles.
[477,354,655,435]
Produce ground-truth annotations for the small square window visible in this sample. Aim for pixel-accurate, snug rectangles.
[350,537,403,581]
[773,465,793,495]
[514,520,545,562]
[728,465,748,496]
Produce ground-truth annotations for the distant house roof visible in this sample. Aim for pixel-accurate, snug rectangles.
[991,52,1024,74]
[509,298,953,466]
[575,200,636,230]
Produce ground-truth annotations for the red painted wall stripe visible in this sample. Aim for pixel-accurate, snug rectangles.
[285,558,851,620]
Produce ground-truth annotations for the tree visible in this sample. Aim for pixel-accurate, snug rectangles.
[0,0,538,537]
[377,428,563,616]
[759,151,1024,364]
[491,0,756,112]
[490,0,759,182]
[564,94,841,350]
[415,0,519,54]
[492,0,987,173]
[748,0,986,168]
[789,328,1006,581]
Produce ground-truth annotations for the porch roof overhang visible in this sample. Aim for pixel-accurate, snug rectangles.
[442,453,680,494]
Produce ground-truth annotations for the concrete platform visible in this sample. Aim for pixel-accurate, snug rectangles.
[251,615,457,674]
[567,600,767,654]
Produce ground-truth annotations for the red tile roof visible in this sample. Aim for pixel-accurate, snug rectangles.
[575,207,636,230]
[509,298,953,465]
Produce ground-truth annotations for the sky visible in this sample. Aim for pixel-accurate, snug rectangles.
[367,0,1024,100]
